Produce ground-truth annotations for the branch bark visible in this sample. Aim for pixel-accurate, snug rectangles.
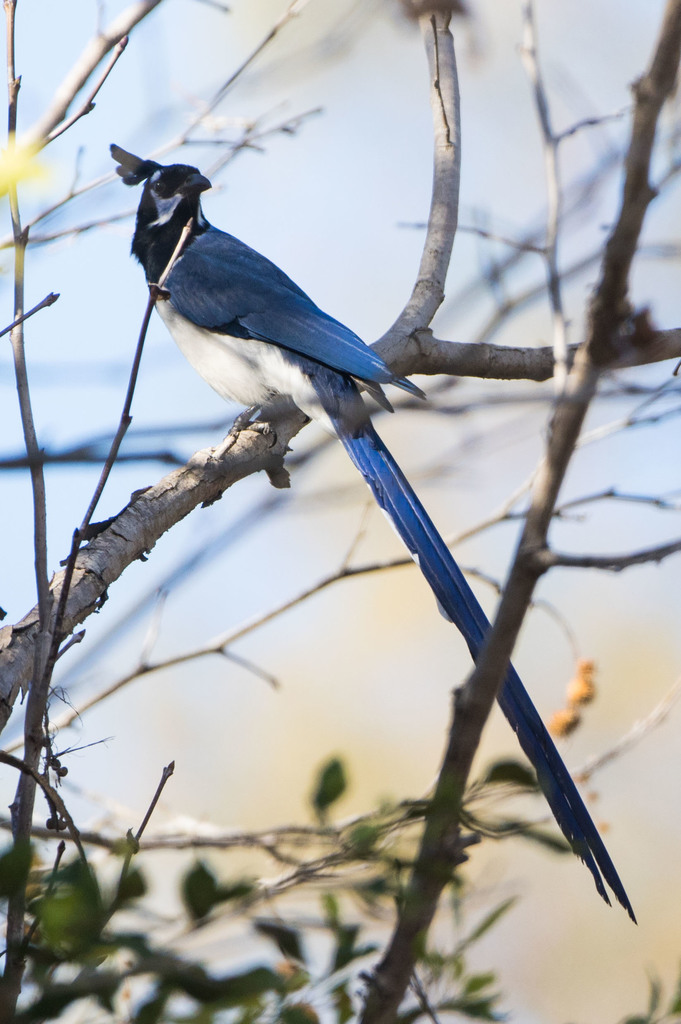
[375,12,461,366]
[396,325,681,381]
[540,536,681,571]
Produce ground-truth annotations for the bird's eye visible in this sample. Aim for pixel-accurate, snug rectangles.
[151,181,163,196]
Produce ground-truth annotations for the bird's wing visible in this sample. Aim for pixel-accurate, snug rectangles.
[166,228,403,389]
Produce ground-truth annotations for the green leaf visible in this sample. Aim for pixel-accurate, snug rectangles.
[170,963,283,1005]
[279,1005,320,1024]
[216,879,255,903]
[37,859,104,955]
[518,827,571,854]
[132,987,170,1024]
[464,898,516,946]
[0,841,32,899]
[463,972,497,996]
[209,965,284,1005]
[437,994,502,1020]
[19,973,120,1020]
[182,862,219,922]
[311,758,347,821]
[115,866,147,906]
[480,759,538,790]
[330,924,359,973]
[322,892,340,928]
[332,983,355,1024]
[646,973,662,1017]
[254,918,304,962]
[667,962,681,1013]
[330,924,376,974]
[347,823,380,857]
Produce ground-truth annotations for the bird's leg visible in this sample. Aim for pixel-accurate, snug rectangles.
[211,406,275,461]
[230,404,261,434]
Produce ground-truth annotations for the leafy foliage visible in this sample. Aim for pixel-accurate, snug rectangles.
[0,759,529,1022]
[311,757,348,822]
[616,967,681,1024]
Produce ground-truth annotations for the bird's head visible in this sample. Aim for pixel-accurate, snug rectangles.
[111,144,212,273]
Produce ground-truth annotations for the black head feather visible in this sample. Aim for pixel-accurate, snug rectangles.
[110,143,161,186]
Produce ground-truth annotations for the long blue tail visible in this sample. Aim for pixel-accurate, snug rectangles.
[335,417,634,920]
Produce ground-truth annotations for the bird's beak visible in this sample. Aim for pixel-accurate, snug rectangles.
[181,172,211,196]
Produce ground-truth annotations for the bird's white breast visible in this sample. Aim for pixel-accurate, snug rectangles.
[156,300,333,428]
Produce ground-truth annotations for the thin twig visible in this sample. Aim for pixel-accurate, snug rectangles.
[41,217,196,690]
[576,675,681,782]
[45,35,128,143]
[0,751,87,863]
[410,973,443,1024]
[520,0,568,390]
[20,0,165,148]
[159,0,312,158]
[113,761,175,910]
[0,291,59,339]
[540,535,681,571]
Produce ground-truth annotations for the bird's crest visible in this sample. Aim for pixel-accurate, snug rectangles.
[110,144,160,186]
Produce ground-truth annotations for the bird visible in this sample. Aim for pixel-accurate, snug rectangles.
[111,143,634,920]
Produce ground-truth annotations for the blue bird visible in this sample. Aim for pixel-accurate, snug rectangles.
[111,144,634,920]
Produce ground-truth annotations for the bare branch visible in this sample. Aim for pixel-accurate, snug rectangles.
[401,325,681,381]
[45,35,128,143]
[540,536,681,571]
[0,291,59,339]
[588,0,681,366]
[576,675,681,782]
[375,12,461,366]
[520,0,568,389]
[3,2,53,1002]
[0,750,87,863]
[0,415,302,731]
[111,761,175,918]
[159,0,312,156]
[20,0,165,149]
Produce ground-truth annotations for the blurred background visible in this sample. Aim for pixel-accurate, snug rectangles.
[2,0,681,1019]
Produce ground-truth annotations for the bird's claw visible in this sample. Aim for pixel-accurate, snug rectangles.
[230,405,261,435]
[210,408,276,461]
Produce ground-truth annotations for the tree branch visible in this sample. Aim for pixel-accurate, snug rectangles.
[0,417,301,731]
[520,0,568,390]
[375,11,461,367]
[45,35,128,143]
[401,325,681,381]
[3,1,53,1004]
[540,536,681,571]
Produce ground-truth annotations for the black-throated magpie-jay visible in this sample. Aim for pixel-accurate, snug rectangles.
[111,144,634,920]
